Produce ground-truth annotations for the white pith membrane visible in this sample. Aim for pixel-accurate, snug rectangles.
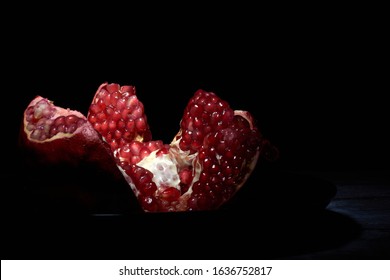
[114,109,261,212]
[116,137,200,191]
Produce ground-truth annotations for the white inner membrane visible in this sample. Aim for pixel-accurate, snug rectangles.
[137,151,181,191]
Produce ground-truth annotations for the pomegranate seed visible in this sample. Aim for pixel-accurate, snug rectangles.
[117,120,125,129]
[114,130,122,139]
[126,119,135,131]
[54,116,65,126]
[135,118,146,131]
[97,112,106,121]
[139,147,151,159]
[160,187,181,202]
[117,98,127,111]
[106,83,120,93]
[112,111,121,121]
[141,182,157,197]
[119,145,131,158]
[121,85,135,95]
[100,120,108,133]
[57,124,66,133]
[108,120,116,131]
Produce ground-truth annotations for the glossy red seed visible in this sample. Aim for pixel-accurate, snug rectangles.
[117,120,125,129]
[97,112,106,121]
[117,99,127,111]
[110,140,118,150]
[202,157,212,170]
[88,115,97,124]
[89,104,100,114]
[139,147,151,159]
[130,141,143,155]
[135,118,146,131]
[106,83,119,93]
[191,182,202,194]
[108,120,116,131]
[105,107,114,116]
[139,195,159,212]
[121,85,135,95]
[126,119,135,131]
[112,111,121,121]
[141,182,157,196]
[160,187,181,202]
[99,120,107,132]
[119,145,131,158]
[114,130,122,139]
[54,116,65,126]
[57,124,66,133]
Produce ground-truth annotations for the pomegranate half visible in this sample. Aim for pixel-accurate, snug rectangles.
[88,83,269,212]
[20,96,119,172]
[19,96,141,213]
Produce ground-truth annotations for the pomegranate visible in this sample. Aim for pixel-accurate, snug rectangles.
[20,96,117,171]
[88,82,270,212]
[19,95,141,213]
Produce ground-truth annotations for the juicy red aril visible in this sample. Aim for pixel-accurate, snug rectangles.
[179,90,235,154]
[118,140,165,165]
[87,83,152,151]
[160,187,181,202]
[139,195,159,212]
[25,99,86,141]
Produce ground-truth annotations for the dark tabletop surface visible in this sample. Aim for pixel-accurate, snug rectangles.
[289,173,390,259]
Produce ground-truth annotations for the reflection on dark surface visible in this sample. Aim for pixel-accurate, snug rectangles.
[2,163,362,260]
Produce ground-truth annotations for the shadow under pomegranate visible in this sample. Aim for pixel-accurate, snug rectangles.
[104,170,355,260]
[4,166,358,260]
[112,165,345,259]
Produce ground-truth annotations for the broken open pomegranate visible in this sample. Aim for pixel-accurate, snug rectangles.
[20,82,274,212]
[20,96,122,176]
[88,83,269,212]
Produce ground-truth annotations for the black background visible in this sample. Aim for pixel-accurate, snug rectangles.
[2,5,388,259]
[6,14,388,177]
